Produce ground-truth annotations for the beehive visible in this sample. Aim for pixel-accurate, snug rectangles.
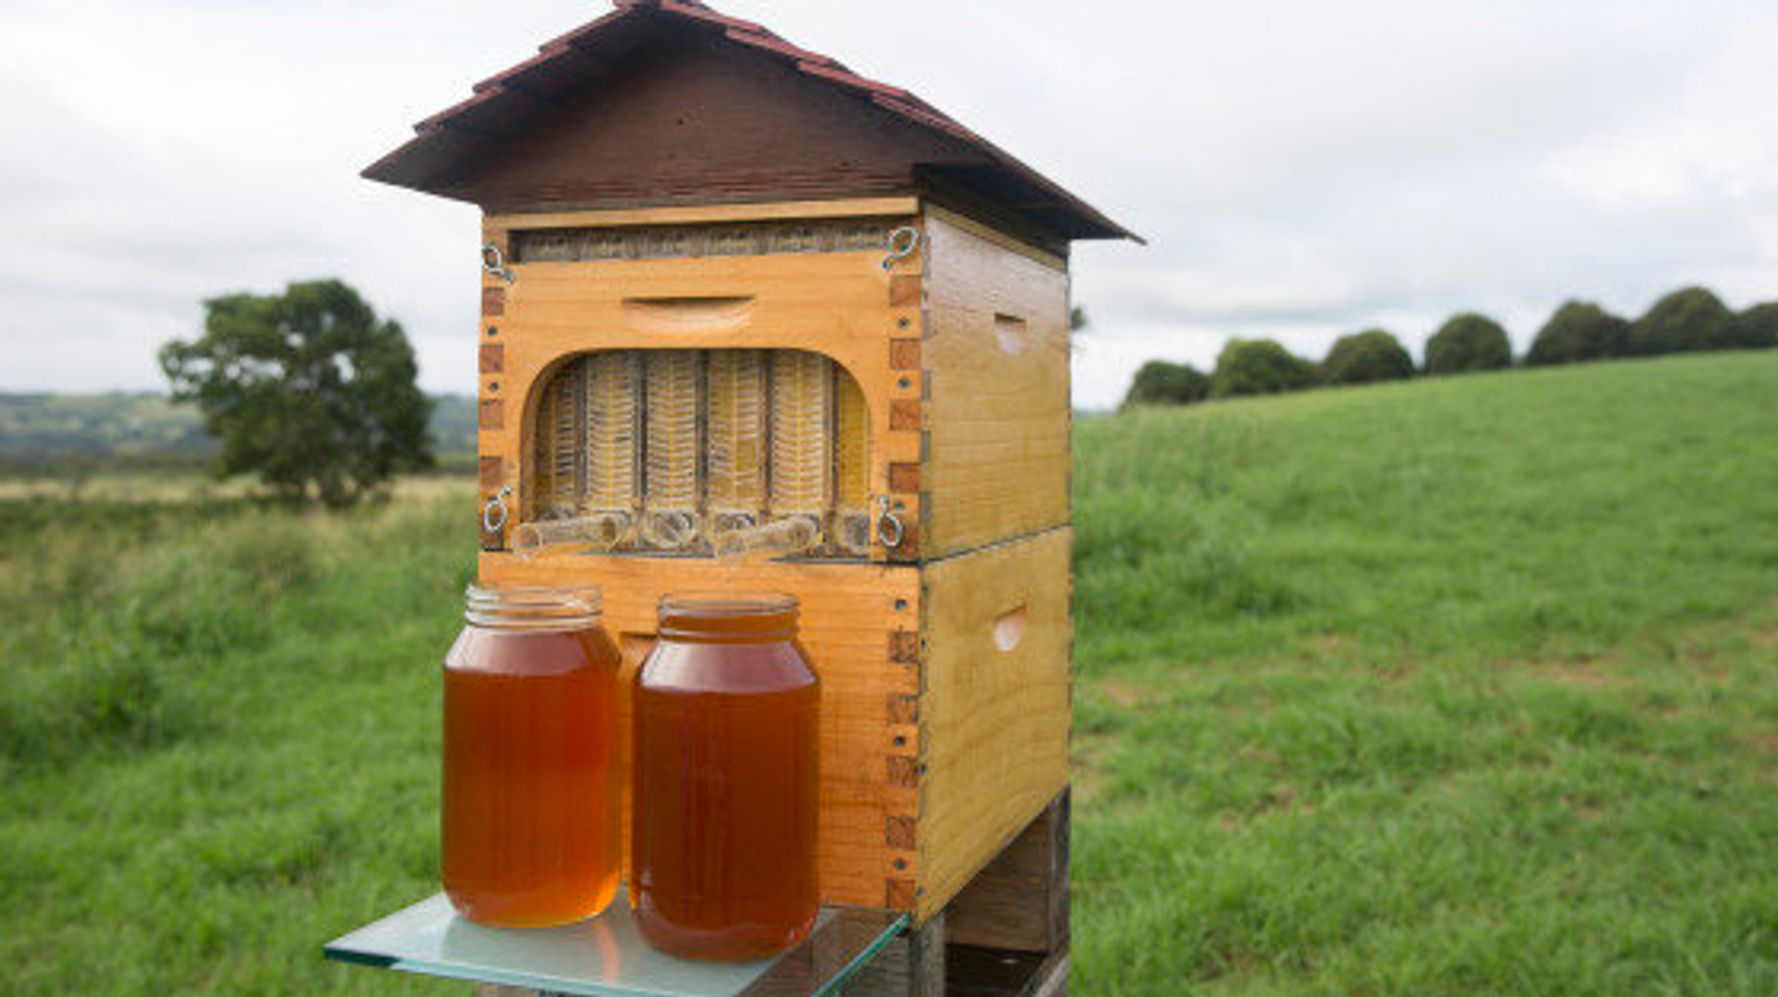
[366,0,1136,929]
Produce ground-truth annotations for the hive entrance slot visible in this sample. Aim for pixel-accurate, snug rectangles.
[519,348,872,561]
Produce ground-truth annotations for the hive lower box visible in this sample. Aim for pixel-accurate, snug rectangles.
[482,525,1074,926]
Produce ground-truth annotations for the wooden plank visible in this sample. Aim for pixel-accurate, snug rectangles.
[1026,955,1069,997]
[842,912,945,997]
[487,196,921,233]
[456,32,962,216]
[922,204,1067,274]
[482,552,921,911]
[917,529,1072,923]
[944,789,1069,953]
[944,947,1069,997]
[921,211,1072,558]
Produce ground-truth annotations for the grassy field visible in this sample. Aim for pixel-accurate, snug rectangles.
[3,352,1777,995]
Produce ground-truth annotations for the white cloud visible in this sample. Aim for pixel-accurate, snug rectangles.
[0,0,1774,408]
[1544,11,1778,206]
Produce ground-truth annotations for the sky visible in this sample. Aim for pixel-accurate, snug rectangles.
[2,0,1775,409]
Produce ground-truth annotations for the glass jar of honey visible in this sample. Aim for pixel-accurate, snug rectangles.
[442,586,622,928]
[632,593,820,961]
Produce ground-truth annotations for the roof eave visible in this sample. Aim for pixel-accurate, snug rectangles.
[361,0,1142,244]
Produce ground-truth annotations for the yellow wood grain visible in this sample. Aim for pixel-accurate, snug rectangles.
[921,211,1073,558]
[923,204,1067,273]
[915,528,1073,923]
[481,552,921,909]
[486,196,920,234]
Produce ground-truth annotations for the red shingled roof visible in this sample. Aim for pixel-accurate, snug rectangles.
[365,0,1139,243]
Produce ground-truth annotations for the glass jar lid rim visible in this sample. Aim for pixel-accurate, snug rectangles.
[465,584,602,626]
[659,591,797,617]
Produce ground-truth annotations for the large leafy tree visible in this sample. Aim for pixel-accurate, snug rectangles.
[1424,313,1513,375]
[1122,360,1211,408]
[1627,286,1734,356]
[1725,301,1778,350]
[160,279,433,507]
[1211,339,1318,399]
[1322,328,1415,386]
[1526,300,1631,366]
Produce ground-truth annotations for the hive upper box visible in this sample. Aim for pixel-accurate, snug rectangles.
[363,0,1139,252]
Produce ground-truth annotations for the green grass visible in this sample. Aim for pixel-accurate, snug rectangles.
[0,500,470,995]
[3,352,1777,995]
[1071,352,1778,995]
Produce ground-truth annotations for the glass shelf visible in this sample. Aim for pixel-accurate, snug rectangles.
[324,889,908,997]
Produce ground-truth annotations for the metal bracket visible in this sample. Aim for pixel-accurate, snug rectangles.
[876,495,906,549]
[482,485,512,534]
[481,243,517,284]
[882,227,921,271]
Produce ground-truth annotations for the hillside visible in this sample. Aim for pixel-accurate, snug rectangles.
[1076,351,1778,668]
[0,392,480,465]
[1071,351,1778,994]
[1,352,1776,995]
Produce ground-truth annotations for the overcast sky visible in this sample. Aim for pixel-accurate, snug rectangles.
[3,0,1774,409]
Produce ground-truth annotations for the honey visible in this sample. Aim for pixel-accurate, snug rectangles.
[442,587,623,928]
[631,594,820,961]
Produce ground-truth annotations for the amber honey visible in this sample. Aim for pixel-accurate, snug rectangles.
[632,594,820,961]
[442,587,623,928]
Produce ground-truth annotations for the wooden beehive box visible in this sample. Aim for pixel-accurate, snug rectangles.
[365,0,1136,928]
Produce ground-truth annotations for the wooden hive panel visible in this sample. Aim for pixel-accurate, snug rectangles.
[915,527,1073,922]
[475,208,926,556]
[920,208,1073,559]
[481,553,922,909]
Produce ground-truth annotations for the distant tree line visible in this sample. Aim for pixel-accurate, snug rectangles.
[1123,285,1778,408]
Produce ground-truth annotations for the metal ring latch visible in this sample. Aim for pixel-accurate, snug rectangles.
[882,227,920,271]
[875,495,906,549]
[481,243,517,284]
[482,485,512,534]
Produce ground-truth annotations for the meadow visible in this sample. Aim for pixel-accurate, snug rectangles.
[3,352,1777,995]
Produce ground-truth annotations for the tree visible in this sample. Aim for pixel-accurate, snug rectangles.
[1210,339,1317,399]
[160,279,434,507]
[1725,301,1778,350]
[1322,328,1414,386]
[1122,360,1211,408]
[1526,300,1631,367]
[1627,286,1733,356]
[1424,313,1513,375]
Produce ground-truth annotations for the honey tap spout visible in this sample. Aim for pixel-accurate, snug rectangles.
[512,511,633,560]
[711,515,820,560]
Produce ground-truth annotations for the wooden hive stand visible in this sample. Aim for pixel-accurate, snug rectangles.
[363,2,1138,995]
